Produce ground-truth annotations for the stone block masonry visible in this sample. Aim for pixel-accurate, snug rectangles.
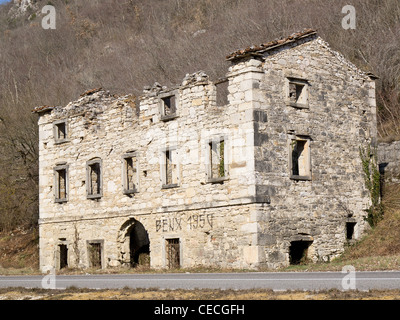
[34,30,377,272]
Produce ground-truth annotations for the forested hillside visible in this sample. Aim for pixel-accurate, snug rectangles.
[0,0,399,231]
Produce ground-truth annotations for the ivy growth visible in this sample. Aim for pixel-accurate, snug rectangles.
[359,145,383,227]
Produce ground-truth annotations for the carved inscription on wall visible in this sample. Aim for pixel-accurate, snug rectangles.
[156,213,213,232]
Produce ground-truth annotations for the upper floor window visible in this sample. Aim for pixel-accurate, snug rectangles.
[159,91,178,121]
[207,137,228,183]
[54,163,68,203]
[289,135,311,181]
[122,152,139,195]
[161,147,179,188]
[86,158,102,199]
[285,78,309,109]
[53,120,68,144]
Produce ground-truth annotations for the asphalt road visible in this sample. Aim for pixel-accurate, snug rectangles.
[1,271,400,291]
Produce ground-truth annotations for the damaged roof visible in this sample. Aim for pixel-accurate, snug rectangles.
[32,105,55,114]
[226,28,317,61]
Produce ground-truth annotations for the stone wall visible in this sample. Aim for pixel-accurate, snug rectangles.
[250,36,376,267]
[378,141,400,183]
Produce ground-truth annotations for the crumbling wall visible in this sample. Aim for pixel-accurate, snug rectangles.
[378,141,400,183]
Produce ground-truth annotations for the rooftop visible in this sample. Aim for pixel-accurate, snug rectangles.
[226,28,317,61]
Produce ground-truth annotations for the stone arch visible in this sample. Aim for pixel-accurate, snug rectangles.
[117,218,150,267]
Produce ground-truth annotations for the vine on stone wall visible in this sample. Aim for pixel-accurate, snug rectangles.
[360,145,383,227]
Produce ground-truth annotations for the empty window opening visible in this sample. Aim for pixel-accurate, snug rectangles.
[166,150,173,185]
[216,79,229,106]
[87,160,102,198]
[54,121,67,142]
[55,168,67,201]
[162,149,178,187]
[162,95,176,117]
[287,79,308,107]
[292,140,306,176]
[289,240,313,265]
[289,83,305,103]
[210,140,225,179]
[290,137,311,180]
[129,222,150,268]
[123,154,138,194]
[88,243,102,268]
[59,244,68,269]
[166,238,180,269]
[346,222,356,240]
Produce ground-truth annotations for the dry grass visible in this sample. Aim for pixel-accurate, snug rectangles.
[339,184,400,260]
[0,287,400,300]
[0,228,39,270]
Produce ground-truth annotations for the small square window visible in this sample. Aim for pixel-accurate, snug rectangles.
[53,120,68,143]
[123,152,139,194]
[286,78,309,108]
[160,92,178,121]
[54,164,68,203]
[87,159,102,199]
[289,136,311,180]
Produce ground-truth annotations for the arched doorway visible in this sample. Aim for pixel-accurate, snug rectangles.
[129,221,150,267]
[118,218,150,267]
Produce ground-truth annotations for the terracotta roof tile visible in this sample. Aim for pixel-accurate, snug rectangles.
[32,105,55,113]
[226,29,317,61]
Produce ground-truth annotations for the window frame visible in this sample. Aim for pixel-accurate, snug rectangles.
[86,239,104,269]
[206,136,229,183]
[285,77,309,109]
[160,147,179,189]
[159,91,179,121]
[53,119,69,144]
[122,152,139,195]
[54,163,69,203]
[288,135,312,181]
[86,158,103,199]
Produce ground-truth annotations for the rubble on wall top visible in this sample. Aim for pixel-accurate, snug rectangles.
[142,71,209,96]
[80,87,104,97]
[226,28,317,61]
[143,82,168,95]
[181,71,209,86]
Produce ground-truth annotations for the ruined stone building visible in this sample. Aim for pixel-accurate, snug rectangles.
[34,29,377,272]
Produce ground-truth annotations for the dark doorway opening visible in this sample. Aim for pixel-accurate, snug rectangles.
[166,238,180,269]
[129,221,150,267]
[346,222,356,240]
[59,244,68,269]
[289,240,313,265]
